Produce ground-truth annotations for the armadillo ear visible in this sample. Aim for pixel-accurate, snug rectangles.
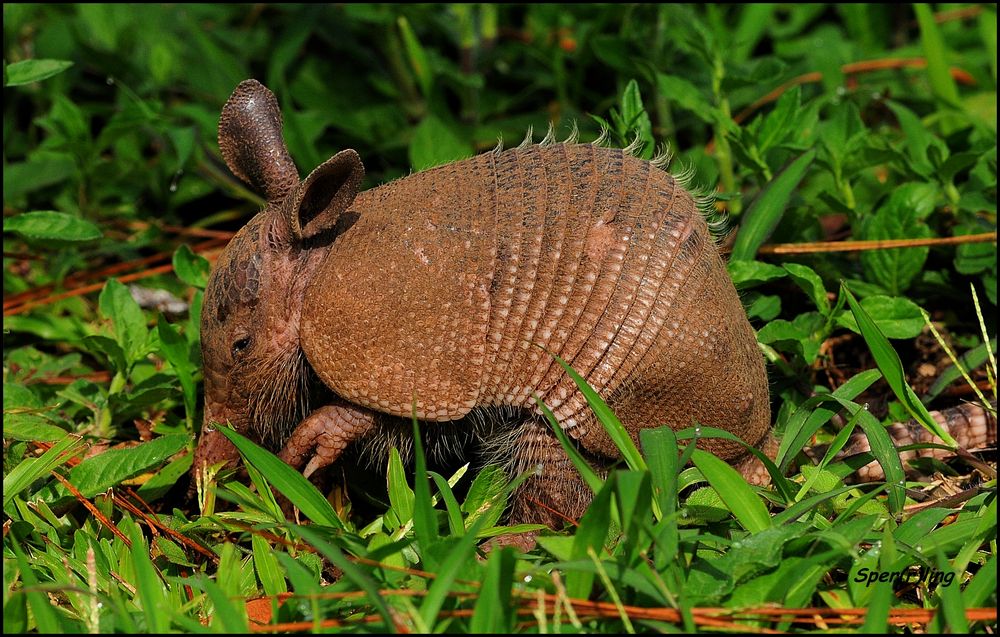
[287,149,365,241]
[218,79,299,202]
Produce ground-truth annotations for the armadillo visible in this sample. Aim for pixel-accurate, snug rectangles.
[192,79,769,524]
[192,79,995,525]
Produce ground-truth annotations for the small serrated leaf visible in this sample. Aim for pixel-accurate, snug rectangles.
[3,211,102,244]
[172,245,211,289]
[5,59,74,86]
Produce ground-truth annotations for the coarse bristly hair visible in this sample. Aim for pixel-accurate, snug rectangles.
[347,405,530,474]
[246,346,312,447]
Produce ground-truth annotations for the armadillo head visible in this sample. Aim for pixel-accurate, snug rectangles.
[193,79,364,474]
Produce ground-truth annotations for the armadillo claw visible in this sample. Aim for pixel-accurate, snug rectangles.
[278,402,376,478]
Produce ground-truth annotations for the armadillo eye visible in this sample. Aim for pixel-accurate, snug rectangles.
[231,336,251,358]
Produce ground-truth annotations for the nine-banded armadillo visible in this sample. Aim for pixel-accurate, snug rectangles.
[192,80,995,526]
[192,79,770,525]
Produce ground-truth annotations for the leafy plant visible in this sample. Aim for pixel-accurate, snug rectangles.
[4,4,996,633]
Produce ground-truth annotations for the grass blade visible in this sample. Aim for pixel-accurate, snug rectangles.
[962,554,997,608]
[640,426,677,524]
[550,353,646,470]
[567,476,616,599]
[534,394,603,492]
[411,414,438,555]
[10,541,65,633]
[127,522,170,634]
[777,368,882,470]
[730,148,816,261]
[216,426,343,529]
[251,532,287,597]
[386,447,414,528]
[841,282,958,447]
[294,525,397,632]
[642,428,680,569]
[3,434,86,507]
[678,424,795,502]
[795,404,864,499]
[419,520,484,629]
[690,449,771,533]
[852,403,906,514]
[429,471,465,536]
[197,575,249,633]
[470,547,516,633]
[913,3,961,107]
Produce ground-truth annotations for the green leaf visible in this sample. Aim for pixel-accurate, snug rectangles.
[9,541,66,633]
[860,528,895,632]
[567,476,616,598]
[81,335,127,374]
[924,337,997,403]
[4,59,74,86]
[470,548,516,633]
[429,471,465,536]
[885,101,946,176]
[127,522,170,634]
[409,115,472,171]
[691,449,772,533]
[462,464,507,530]
[642,427,679,569]
[3,384,67,442]
[858,183,936,295]
[195,573,249,633]
[756,311,825,363]
[3,211,102,245]
[777,369,882,470]
[783,262,829,314]
[551,353,646,471]
[963,554,997,608]
[728,259,788,288]
[656,73,714,122]
[841,282,957,447]
[731,148,816,261]
[172,245,211,289]
[535,395,603,493]
[620,79,653,158]
[397,15,432,99]
[834,295,925,339]
[913,4,961,108]
[157,315,196,427]
[136,452,193,501]
[419,532,483,630]
[411,417,438,554]
[756,85,803,155]
[252,533,288,597]
[744,291,782,321]
[42,434,188,501]
[954,224,998,275]
[385,447,414,529]
[2,154,75,201]
[98,279,149,366]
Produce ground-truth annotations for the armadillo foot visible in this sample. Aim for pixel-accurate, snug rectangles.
[278,402,376,478]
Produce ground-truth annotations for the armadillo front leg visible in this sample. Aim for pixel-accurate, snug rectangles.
[278,402,376,478]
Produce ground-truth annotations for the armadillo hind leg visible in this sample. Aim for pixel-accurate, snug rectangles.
[278,402,377,478]
[505,417,596,528]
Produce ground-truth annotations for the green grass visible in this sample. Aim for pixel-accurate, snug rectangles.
[4,4,997,633]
